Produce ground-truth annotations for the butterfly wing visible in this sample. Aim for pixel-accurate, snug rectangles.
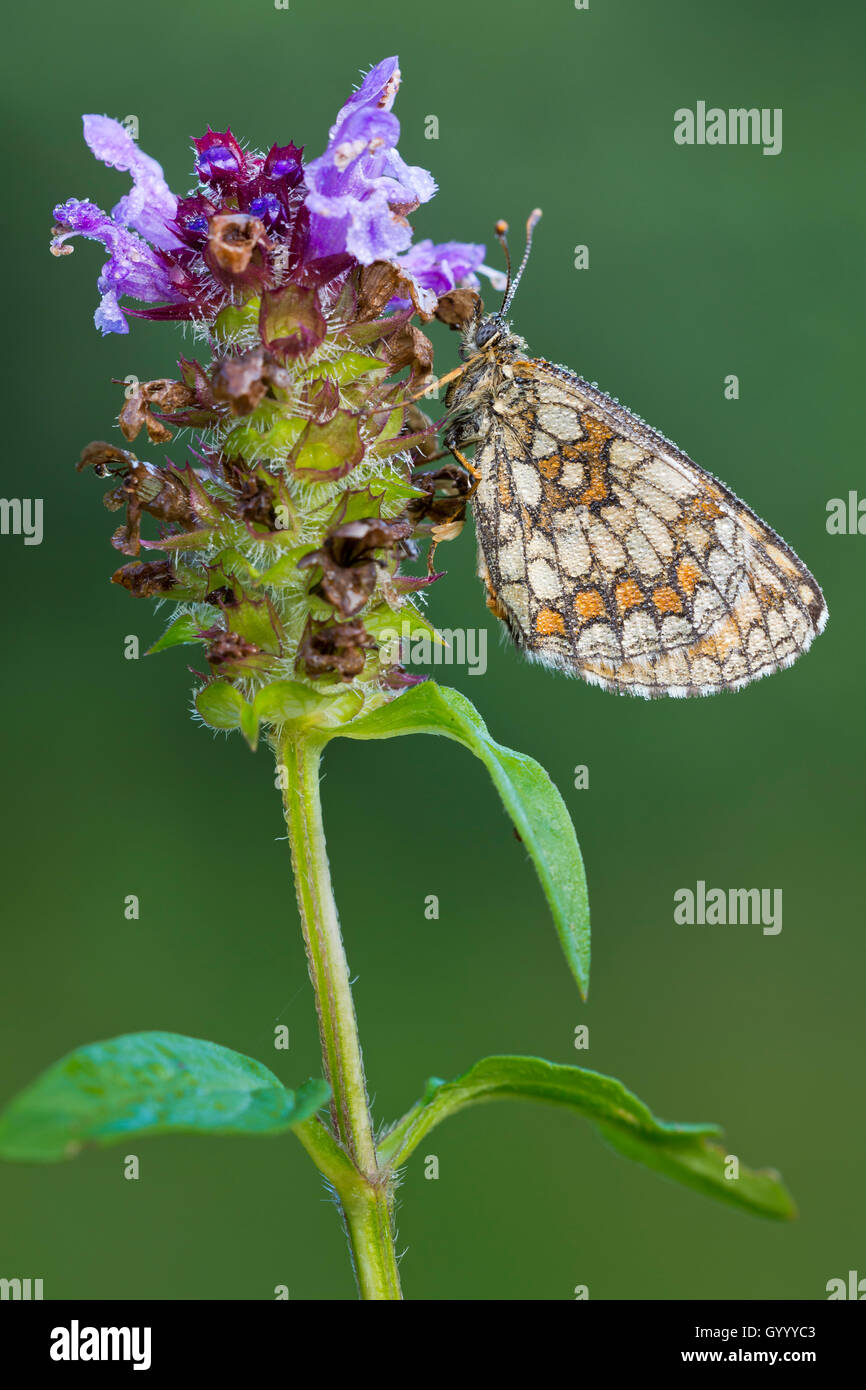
[472,357,827,697]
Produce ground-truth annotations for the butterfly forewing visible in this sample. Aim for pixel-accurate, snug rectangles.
[462,352,826,698]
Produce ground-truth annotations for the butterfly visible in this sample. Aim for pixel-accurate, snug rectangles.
[441,212,827,698]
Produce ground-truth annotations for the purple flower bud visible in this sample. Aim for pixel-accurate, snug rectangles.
[192,128,248,189]
[262,143,304,184]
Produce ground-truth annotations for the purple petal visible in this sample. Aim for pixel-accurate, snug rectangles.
[52,198,180,334]
[388,239,505,313]
[305,55,436,264]
[328,56,402,135]
[82,115,180,250]
[397,239,486,296]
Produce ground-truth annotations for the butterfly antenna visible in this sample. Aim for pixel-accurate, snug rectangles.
[501,208,542,317]
[493,219,512,319]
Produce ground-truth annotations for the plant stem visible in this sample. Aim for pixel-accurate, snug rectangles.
[277,729,402,1301]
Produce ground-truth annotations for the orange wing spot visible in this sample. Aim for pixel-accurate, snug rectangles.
[537,454,561,480]
[577,415,614,506]
[615,578,644,613]
[695,497,724,519]
[574,589,606,622]
[652,585,683,614]
[580,473,608,505]
[498,475,512,507]
[676,559,702,596]
[536,607,566,636]
[690,617,740,661]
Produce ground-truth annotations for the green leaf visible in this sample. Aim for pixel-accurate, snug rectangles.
[260,284,327,357]
[290,412,365,480]
[362,601,447,652]
[311,351,387,385]
[227,596,284,655]
[195,680,248,731]
[378,1055,795,1221]
[146,613,203,655]
[331,683,590,997]
[223,410,306,463]
[259,546,315,587]
[238,697,261,752]
[254,680,326,725]
[213,298,261,343]
[0,1032,330,1162]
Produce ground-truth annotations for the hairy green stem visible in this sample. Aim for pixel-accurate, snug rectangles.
[278,729,402,1301]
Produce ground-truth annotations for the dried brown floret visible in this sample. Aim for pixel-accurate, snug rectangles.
[119,378,197,443]
[299,618,377,682]
[111,560,179,597]
[206,212,270,275]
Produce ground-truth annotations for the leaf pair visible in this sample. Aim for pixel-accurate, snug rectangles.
[0,1034,793,1221]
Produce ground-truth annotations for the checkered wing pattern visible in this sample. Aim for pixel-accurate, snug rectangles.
[472,358,827,697]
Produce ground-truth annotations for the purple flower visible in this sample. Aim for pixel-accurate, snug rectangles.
[51,116,184,334]
[304,57,436,264]
[51,199,182,335]
[394,239,506,301]
[53,61,500,337]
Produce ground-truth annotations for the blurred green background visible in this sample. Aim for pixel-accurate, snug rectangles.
[1,0,863,1300]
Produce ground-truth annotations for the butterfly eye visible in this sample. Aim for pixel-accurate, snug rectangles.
[475,318,500,347]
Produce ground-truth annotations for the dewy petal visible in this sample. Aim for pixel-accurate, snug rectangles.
[82,115,181,250]
[94,288,129,335]
[305,55,436,264]
[327,56,402,139]
[389,239,503,311]
[52,198,180,335]
[378,149,436,206]
[345,191,414,263]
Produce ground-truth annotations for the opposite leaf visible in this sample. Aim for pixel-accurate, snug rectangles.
[0,1031,330,1162]
[378,1055,795,1221]
[331,682,590,998]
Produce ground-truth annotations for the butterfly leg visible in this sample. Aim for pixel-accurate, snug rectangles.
[449,445,482,486]
[423,448,480,572]
[478,554,510,623]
